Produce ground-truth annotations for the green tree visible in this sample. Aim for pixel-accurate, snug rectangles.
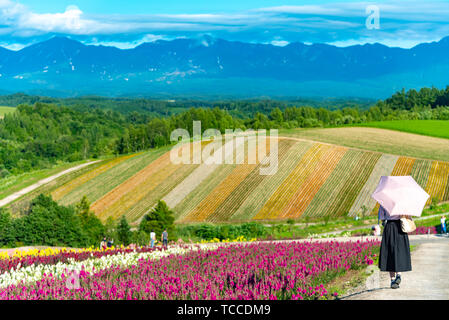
[0,208,13,246]
[75,196,105,246]
[117,215,132,246]
[104,216,116,239]
[12,194,88,247]
[139,200,175,241]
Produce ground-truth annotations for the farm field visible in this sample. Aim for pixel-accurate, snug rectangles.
[4,127,449,224]
[279,127,449,162]
[356,120,449,140]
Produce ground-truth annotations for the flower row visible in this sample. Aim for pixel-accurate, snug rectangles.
[0,246,157,275]
[0,240,379,300]
[0,245,216,289]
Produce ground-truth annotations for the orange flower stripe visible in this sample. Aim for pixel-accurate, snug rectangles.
[254,143,329,220]
[280,145,348,219]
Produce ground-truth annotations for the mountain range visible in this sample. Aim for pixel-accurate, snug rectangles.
[0,36,449,98]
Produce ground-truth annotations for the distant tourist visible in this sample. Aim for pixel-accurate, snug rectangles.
[378,205,411,289]
[372,224,381,236]
[107,238,114,248]
[100,237,107,250]
[441,216,447,234]
[150,230,156,248]
[161,229,168,249]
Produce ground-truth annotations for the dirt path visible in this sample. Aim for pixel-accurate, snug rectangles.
[342,235,449,300]
[0,160,100,208]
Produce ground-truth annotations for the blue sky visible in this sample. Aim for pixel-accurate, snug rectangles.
[1,0,449,50]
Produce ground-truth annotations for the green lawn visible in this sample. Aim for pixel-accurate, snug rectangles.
[356,120,449,140]
[0,106,15,118]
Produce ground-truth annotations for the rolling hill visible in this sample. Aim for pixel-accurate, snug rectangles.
[4,127,449,225]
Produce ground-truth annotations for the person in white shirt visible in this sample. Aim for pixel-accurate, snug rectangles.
[441,216,447,234]
[150,230,156,248]
[378,205,412,289]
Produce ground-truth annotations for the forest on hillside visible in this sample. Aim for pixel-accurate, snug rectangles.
[1,86,449,177]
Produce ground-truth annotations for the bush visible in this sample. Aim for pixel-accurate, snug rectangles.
[131,230,150,246]
[176,222,268,241]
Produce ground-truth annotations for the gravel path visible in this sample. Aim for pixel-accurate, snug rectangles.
[0,160,100,208]
[342,235,449,300]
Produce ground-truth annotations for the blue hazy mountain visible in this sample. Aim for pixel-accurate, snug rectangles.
[0,36,448,98]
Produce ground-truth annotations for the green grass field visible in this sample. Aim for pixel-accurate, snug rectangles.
[0,106,15,118]
[356,120,449,140]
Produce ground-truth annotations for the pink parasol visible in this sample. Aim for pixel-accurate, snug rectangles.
[371,176,430,217]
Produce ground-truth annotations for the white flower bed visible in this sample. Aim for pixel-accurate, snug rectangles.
[0,244,217,289]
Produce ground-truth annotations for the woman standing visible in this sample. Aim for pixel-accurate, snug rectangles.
[378,205,412,289]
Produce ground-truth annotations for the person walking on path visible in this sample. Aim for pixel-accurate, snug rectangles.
[441,216,447,234]
[150,230,156,248]
[161,229,168,249]
[378,205,412,289]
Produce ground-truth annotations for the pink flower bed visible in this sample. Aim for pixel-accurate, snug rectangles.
[0,240,379,300]
[410,225,437,235]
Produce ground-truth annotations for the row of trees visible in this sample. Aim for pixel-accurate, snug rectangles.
[2,86,449,176]
[0,194,177,248]
[0,195,105,247]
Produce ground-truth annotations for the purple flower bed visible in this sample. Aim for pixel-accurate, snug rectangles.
[0,240,380,300]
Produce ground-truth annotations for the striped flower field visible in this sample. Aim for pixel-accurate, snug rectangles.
[6,136,449,223]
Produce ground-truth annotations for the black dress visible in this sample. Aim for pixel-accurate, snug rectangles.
[378,219,412,272]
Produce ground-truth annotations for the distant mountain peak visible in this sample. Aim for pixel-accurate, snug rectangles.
[0,35,448,99]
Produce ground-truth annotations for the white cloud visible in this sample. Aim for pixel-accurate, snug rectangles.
[86,34,166,49]
[1,0,449,50]
[271,40,289,47]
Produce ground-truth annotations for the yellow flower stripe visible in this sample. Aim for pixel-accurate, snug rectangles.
[51,154,138,201]
[199,236,257,244]
[425,161,449,205]
[0,245,127,260]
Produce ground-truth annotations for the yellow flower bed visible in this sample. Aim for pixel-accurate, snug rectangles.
[199,236,257,244]
[0,245,124,259]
